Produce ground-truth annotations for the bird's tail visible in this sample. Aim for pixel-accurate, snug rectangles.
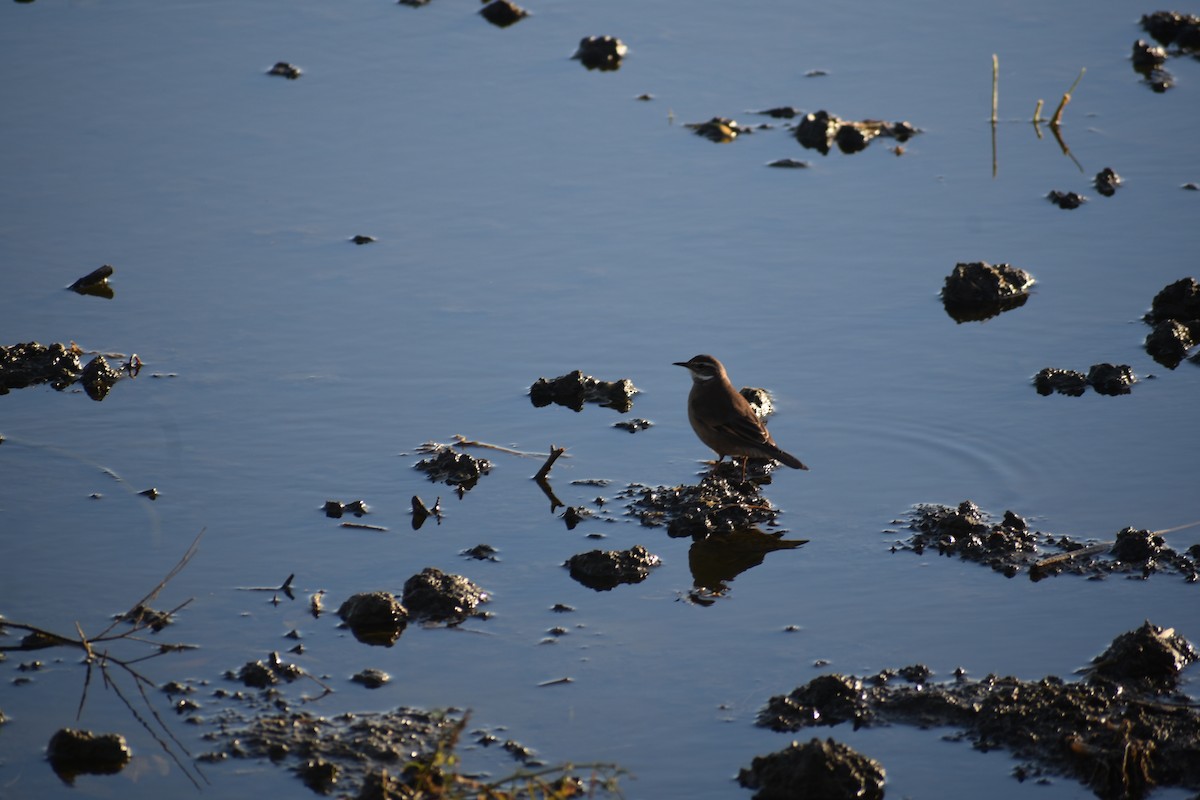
[772,447,809,470]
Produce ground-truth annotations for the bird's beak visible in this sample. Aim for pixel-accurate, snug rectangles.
[672,361,689,368]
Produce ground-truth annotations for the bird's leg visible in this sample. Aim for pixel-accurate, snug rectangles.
[740,456,748,482]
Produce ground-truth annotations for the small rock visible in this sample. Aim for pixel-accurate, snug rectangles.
[401,567,489,623]
[565,544,661,591]
[1085,363,1135,396]
[337,591,409,646]
[1094,167,1122,197]
[80,355,122,401]
[1034,368,1088,396]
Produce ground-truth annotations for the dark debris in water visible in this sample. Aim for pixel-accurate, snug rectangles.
[267,61,302,79]
[47,728,131,784]
[414,443,492,494]
[565,544,661,591]
[1143,277,1200,369]
[1094,167,1122,197]
[685,116,753,143]
[1134,11,1200,91]
[402,567,489,624]
[529,369,639,412]
[755,623,1200,800]
[794,109,918,156]
[738,737,885,800]
[612,417,652,433]
[1034,363,1136,396]
[571,36,627,71]
[67,264,115,297]
[479,0,527,28]
[621,461,786,540]
[893,501,1199,582]
[941,261,1035,323]
[1048,189,1087,209]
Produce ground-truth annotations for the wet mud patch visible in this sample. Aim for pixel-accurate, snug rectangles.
[571,36,627,71]
[891,501,1199,582]
[47,728,132,784]
[754,623,1200,800]
[621,461,787,540]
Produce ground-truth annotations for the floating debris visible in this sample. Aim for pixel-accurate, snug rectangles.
[766,158,810,169]
[613,418,652,433]
[565,544,661,591]
[323,499,369,519]
[529,369,639,412]
[1034,363,1135,396]
[1,341,82,394]
[1094,167,1122,197]
[80,355,122,401]
[401,567,489,624]
[461,543,499,562]
[1048,189,1087,209]
[941,261,1034,323]
[267,62,302,80]
[47,729,131,784]
[571,36,627,71]
[350,668,391,689]
[685,116,750,143]
[414,443,492,493]
[350,234,376,245]
[337,591,409,646]
[67,264,114,298]
[753,106,802,119]
[738,738,885,800]
[794,110,918,155]
[1143,277,1200,369]
[479,0,527,28]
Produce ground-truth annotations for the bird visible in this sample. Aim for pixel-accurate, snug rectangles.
[674,354,808,480]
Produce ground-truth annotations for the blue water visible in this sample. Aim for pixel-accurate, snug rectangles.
[2,1,1199,798]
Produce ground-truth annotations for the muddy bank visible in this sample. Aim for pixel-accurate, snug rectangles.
[754,622,1199,800]
[0,341,139,400]
[891,502,1199,582]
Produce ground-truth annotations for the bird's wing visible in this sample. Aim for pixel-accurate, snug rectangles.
[714,415,771,446]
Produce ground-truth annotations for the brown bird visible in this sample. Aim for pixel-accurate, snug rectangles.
[674,354,808,479]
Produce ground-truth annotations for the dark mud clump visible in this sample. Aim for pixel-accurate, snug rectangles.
[67,264,114,297]
[1143,278,1200,368]
[1094,167,1122,197]
[612,418,652,433]
[737,738,885,800]
[622,462,785,540]
[571,36,627,71]
[323,499,369,519]
[794,110,918,155]
[756,623,1200,800]
[479,0,527,28]
[1034,364,1136,396]
[47,728,131,783]
[1048,189,1087,209]
[351,668,391,689]
[79,355,123,401]
[1135,11,1200,91]
[529,369,639,412]
[941,261,1035,323]
[1,341,82,393]
[565,544,661,590]
[401,567,489,624]
[686,117,752,143]
[1033,367,1088,396]
[414,444,492,494]
[894,502,1199,582]
[267,61,302,79]
[337,591,409,646]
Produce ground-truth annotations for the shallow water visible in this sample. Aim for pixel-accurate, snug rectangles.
[2,0,1199,798]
